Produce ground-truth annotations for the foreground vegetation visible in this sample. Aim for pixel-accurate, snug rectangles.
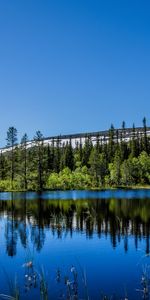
[1,261,150,300]
[0,118,150,191]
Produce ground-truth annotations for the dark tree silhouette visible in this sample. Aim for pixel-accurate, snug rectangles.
[6,126,17,187]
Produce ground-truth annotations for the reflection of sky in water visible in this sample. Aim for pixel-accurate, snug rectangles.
[0,189,150,200]
[0,190,149,299]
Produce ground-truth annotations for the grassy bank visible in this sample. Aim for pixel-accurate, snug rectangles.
[0,181,149,193]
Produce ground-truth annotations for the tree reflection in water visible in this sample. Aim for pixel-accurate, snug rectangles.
[1,193,150,256]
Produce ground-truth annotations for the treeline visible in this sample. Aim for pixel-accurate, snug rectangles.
[0,118,150,191]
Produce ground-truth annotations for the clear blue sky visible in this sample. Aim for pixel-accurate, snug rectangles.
[0,0,150,146]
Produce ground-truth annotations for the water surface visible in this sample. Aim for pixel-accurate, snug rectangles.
[0,189,150,299]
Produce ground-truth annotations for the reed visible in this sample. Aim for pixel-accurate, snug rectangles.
[39,267,48,300]
[1,261,150,299]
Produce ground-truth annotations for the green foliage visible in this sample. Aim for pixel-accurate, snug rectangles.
[0,179,22,191]
[6,127,17,147]
[34,131,44,191]
[89,149,107,186]
[138,151,150,183]
[63,140,74,171]
[6,126,18,184]
[82,136,93,167]
[108,151,121,185]
[46,167,91,190]
[1,120,150,191]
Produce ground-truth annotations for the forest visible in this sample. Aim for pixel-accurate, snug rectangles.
[0,118,150,191]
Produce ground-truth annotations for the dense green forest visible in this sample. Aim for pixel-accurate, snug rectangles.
[0,118,150,191]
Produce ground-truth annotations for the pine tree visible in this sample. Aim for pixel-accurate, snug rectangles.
[143,117,148,153]
[130,123,137,157]
[79,138,83,165]
[64,139,74,170]
[20,133,28,190]
[0,151,7,180]
[108,124,115,162]
[53,136,61,173]
[120,121,127,161]
[96,133,100,153]
[46,144,52,173]
[34,131,44,191]
[82,136,93,167]
[6,127,18,187]
[89,147,107,186]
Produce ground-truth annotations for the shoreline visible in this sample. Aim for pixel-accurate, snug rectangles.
[0,185,150,193]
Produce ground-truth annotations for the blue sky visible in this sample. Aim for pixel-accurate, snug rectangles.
[0,0,150,146]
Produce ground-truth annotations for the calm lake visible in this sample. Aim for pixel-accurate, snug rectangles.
[0,189,150,299]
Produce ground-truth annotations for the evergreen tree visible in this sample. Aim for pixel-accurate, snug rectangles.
[82,136,93,167]
[130,123,138,157]
[50,138,55,171]
[135,131,140,157]
[89,148,107,186]
[46,144,55,173]
[34,131,44,191]
[53,136,61,173]
[6,127,18,187]
[89,147,100,185]
[60,142,66,170]
[96,133,101,153]
[108,124,115,162]
[0,151,7,180]
[64,139,74,170]
[120,121,128,160]
[20,133,28,190]
[109,150,122,186]
[79,138,83,165]
[143,117,148,153]
[102,135,108,161]
[0,119,149,191]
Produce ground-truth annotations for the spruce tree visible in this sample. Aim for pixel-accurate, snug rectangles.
[0,151,6,180]
[79,138,83,165]
[54,136,61,173]
[34,131,44,191]
[64,139,74,170]
[20,133,28,190]
[120,121,128,161]
[143,117,148,153]
[130,123,137,157]
[82,136,93,167]
[6,126,18,187]
[108,124,115,162]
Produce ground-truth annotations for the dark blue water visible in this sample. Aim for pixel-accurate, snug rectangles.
[0,190,150,299]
